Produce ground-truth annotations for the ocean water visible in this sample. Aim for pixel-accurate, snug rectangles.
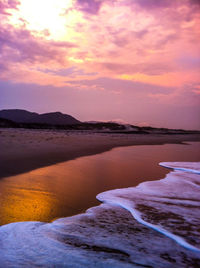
[0,142,200,226]
[0,142,200,267]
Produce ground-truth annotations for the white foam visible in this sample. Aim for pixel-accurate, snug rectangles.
[97,162,200,252]
[160,162,200,174]
[0,162,200,266]
[98,195,200,253]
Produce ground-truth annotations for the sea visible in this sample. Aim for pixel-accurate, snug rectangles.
[0,142,199,267]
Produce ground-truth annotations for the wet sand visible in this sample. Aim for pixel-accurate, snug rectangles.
[0,128,200,179]
[0,163,200,267]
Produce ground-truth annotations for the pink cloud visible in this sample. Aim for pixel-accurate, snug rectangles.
[0,0,199,89]
[0,26,75,64]
[0,0,199,130]
[0,0,19,15]
[76,0,104,14]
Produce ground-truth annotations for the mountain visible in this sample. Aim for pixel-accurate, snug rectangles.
[0,109,38,123]
[0,109,80,125]
[28,112,80,125]
[0,117,18,127]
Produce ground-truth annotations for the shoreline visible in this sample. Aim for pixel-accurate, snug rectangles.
[0,162,200,267]
[1,128,200,179]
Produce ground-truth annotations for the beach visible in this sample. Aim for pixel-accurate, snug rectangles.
[0,128,200,267]
[1,0,200,266]
[0,160,200,267]
[1,128,200,179]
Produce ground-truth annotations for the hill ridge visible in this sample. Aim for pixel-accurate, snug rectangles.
[0,109,80,125]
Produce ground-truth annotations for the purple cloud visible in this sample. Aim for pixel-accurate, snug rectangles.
[133,0,172,9]
[76,0,105,14]
[190,0,200,6]
[132,0,200,9]
[0,26,76,66]
[99,62,172,76]
[0,0,19,14]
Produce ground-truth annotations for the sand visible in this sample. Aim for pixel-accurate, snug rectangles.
[1,163,200,267]
[0,128,200,179]
[0,129,200,267]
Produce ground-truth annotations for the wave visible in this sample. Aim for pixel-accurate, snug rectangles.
[0,162,200,267]
[97,162,200,253]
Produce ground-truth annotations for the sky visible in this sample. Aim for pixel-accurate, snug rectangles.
[0,0,200,129]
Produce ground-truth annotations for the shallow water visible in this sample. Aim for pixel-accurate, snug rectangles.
[0,153,200,267]
[0,142,200,225]
[98,162,200,252]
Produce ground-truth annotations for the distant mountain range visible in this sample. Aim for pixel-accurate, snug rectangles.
[0,109,199,134]
[0,109,80,125]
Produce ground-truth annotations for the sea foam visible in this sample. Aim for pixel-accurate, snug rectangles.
[0,162,200,267]
[98,162,200,252]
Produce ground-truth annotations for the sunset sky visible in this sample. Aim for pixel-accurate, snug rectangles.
[0,0,200,129]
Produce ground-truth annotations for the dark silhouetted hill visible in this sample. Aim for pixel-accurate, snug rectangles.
[0,117,18,127]
[0,109,199,134]
[0,109,80,125]
[0,109,37,123]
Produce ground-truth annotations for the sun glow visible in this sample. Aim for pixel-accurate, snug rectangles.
[9,0,75,40]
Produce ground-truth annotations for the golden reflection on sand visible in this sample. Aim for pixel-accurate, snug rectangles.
[0,142,200,225]
[0,173,57,225]
[0,158,104,225]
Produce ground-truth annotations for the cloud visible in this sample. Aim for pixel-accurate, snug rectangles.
[0,0,199,130]
[132,0,173,9]
[0,0,19,15]
[0,26,75,64]
[98,62,172,76]
[0,0,200,90]
[76,0,105,14]
[0,21,77,84]
[132,0,200,10]
[189,0,200,6]
[66,77,174,96]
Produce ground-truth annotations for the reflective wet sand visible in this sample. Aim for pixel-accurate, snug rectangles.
[0,142,199,225]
